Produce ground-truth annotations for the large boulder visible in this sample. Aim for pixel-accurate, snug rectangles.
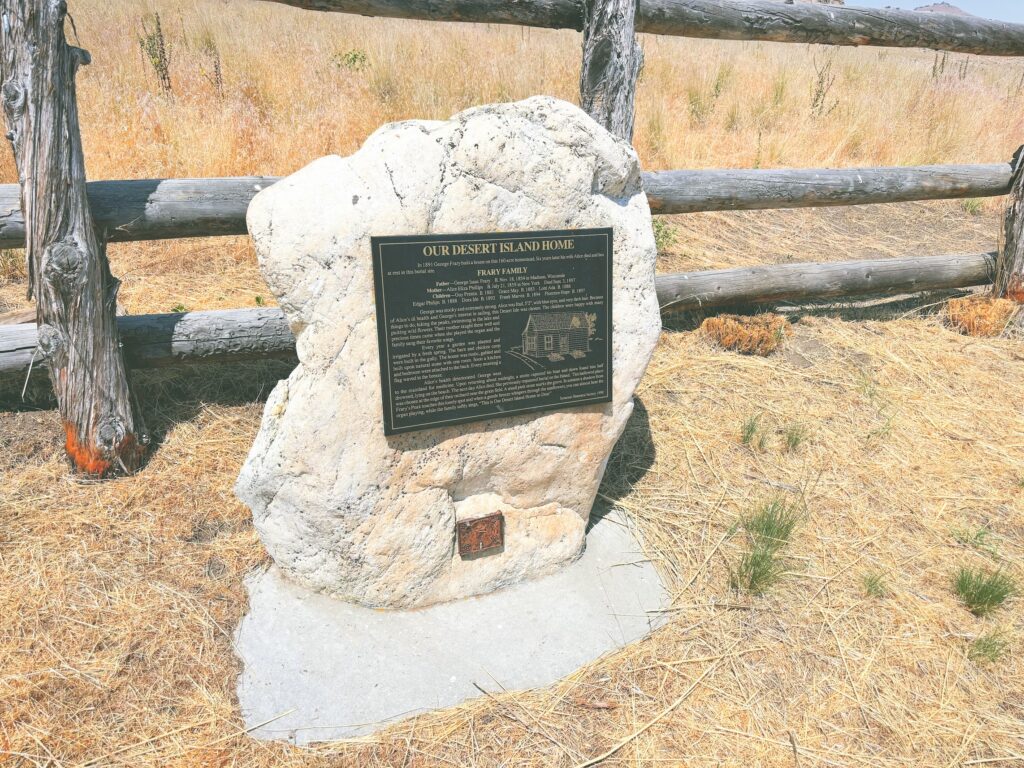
[236,96,660,609]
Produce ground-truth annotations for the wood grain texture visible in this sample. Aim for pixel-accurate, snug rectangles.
[0,164,1011,248]
[1,0,145,475]
[0,177,279,247]
[656,253,994,311]
[580,0,642,141]
[265,0,1024,56]
[994,148,1024,300]
[0,255,995,377]
[645,164,1013,214]
[0,309,295,376]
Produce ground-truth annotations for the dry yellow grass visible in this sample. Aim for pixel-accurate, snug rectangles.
[946,295,1020,336]
[701,313,792,355]
[1,0,1021,314]
[2,1,1024,766]
[3,316,1024,766]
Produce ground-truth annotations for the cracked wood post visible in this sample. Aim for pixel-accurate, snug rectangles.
[994,146,1024,301]
[1,0,146,475]
[579,0,642,141]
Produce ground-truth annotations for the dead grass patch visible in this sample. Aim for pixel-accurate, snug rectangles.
[701,313,792,356]
[3,315,1024,767]
[946,295,1019,337]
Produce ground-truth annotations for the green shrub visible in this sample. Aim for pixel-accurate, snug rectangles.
[333,48,368,71]
[782,424,807,453]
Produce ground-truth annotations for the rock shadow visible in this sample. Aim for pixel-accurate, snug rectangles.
[590,396,654,530]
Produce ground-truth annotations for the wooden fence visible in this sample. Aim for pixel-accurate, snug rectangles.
[2,0,1024,474]
[0,164,1014,246]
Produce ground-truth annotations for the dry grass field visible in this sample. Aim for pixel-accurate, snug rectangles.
[1,1,1024,766]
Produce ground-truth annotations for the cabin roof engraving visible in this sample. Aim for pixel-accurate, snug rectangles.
[524,312,589,333]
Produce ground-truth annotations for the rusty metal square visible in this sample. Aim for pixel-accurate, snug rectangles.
[457,512,504,557]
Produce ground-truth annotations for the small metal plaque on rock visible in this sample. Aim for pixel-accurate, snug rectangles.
[457,513,505,557]
[372,228,613,435]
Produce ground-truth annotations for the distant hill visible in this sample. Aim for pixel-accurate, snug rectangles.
[913,2,974,15]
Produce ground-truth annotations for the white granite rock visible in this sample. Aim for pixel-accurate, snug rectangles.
[236,96,660,608]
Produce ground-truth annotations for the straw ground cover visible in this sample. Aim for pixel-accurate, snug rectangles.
[3,301,1024,766]
[2,1,1024,765]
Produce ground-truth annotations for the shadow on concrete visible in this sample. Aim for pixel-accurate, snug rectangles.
[590,396,655,529]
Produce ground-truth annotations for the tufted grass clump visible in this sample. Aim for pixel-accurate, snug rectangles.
[951,525,999,558]
[960,198,983,216]
[953,567,1016,616]
[740,413,762,446]
[946,297,1017,338]
[782,423,807,453]
[969,631,1010,664]
[731,547,785,595]
[0,248,26,282]
[730,497,801,595]
[862,571,888,598]
[743,497,801,552]
[702,313,792,356]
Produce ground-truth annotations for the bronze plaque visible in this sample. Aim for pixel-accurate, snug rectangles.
[457,512,505,557]
[371,228,612,435]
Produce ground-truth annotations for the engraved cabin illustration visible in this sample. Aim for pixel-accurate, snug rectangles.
[521,312,595,360]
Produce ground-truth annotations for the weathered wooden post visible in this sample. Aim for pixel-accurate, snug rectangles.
[1,0,146,474]
[579,0,643,141]
[994,146,1024,301]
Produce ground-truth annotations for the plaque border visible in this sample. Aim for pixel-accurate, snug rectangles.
[371,227,614,436]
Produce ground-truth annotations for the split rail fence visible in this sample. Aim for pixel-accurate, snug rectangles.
[2,0,1024,474]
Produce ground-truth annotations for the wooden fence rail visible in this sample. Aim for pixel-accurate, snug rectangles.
[0,252,994,377]
[3,0,1021,472]
[656,252,993,311]
[645,164,1013,214]
[0,164,1011,248]
[269,0,1024,57]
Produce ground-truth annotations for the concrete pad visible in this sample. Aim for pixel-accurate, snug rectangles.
[234,509,668,744]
